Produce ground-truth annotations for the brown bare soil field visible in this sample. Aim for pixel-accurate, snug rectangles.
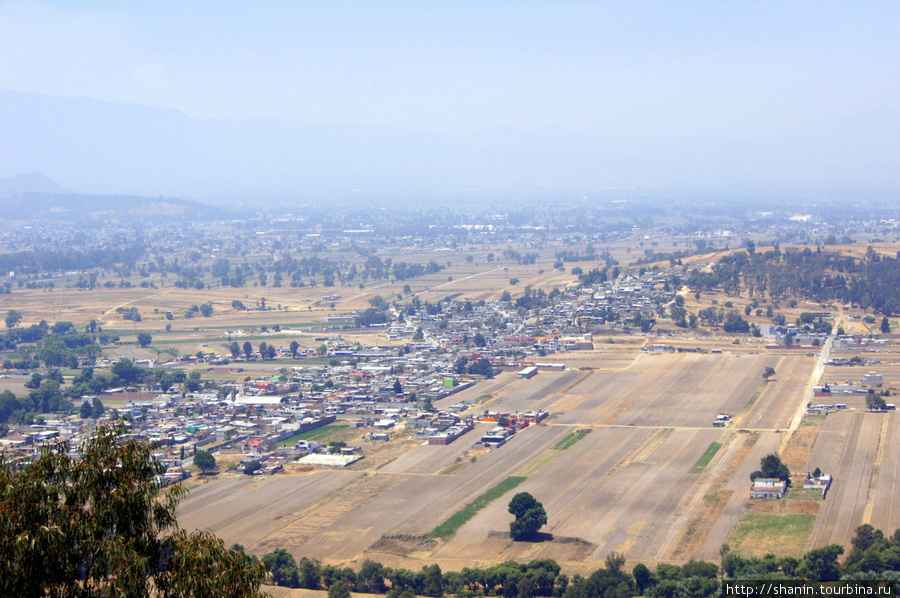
[806,412,882,549]
[550,352,788,429]
[780,416,826,473]
[173,343,849,570]
[866,411,900,535]
[738,354,816,430]
[177,471,362,553]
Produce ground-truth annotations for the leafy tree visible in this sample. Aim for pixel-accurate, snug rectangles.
[199,303,214,317]
[393,379,403,394]
[881,317,891,333]
[473,332,487,347]
[243,341,253,359]
[0,424,266,597]
[423,563,444,597]
[244,460,262,475]
[232,300,245,310]
[137,332,153,348]
[263,548,300,587]
[723,311,750,333]
[358,559,388,593]
[290,340,299,358]
[194,449,217,474]
[80,398,93,419]
[762,366,776,381]
[867,391,888,411]
[91,397,105,419]
[329,580,352,598]
[751,453,790,482]
[5,309,21,330]
[297,556,322,589]
[633,563,651,594]
[796,544,844,580]
[508,492,548,541]
[468,356,495,378]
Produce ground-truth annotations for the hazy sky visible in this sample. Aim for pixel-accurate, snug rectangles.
[1,0,898,138]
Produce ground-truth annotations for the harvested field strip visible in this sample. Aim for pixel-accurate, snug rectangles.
[517,430,591,477]
[552,431,588,451]
[514,451,559,478]
[743,382,767,411]
[431,476,527,538]
[728,512,816,558]
[689,442,723,473]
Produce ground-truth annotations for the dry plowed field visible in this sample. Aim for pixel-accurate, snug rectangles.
[806,411,888,549]
[177,346,878,570]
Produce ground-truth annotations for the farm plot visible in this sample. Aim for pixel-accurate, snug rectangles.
[806,411,882,549]
[481,370,589,415]
[428,426,729,565]
[552,353,776,429]
[699,430,784,560]
[866,411,900,535]
[254,425,571,564]
[378,423,495,475]
[738,354,816,430]
[176,471,362,552]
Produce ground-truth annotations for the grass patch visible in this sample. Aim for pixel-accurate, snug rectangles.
[431,476,527,538]
[784,487,825,500]
[689,442,723,473]
[727,512,816,558]
[277,423,352,447]
[552,431,587,451]
[475,395,493,404]
[744,385,765,411]
[514,452,559,478]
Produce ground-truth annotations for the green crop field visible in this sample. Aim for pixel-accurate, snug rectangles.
[689,442,723,473]
[431,476,527,538]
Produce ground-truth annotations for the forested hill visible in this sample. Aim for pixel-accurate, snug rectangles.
[686,245,900,316]
[0,192,226,222]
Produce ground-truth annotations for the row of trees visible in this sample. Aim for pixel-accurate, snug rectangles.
[257,550,722,598]
[260,528,900,598]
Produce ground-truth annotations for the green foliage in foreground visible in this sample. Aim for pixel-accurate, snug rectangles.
[689,442,723,473]
[431,476,527,538]
[0,424,266,597]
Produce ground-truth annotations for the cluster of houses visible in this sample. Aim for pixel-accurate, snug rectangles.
[750,472,833,500]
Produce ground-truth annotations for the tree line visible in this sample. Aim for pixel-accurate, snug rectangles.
[258,524,900,598]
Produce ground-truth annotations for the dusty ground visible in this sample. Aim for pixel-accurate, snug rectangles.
[176,345,834,570]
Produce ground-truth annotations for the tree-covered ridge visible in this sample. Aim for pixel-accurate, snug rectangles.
[685,245,900,315]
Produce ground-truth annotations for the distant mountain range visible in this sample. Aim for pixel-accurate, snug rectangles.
[0,171,69,195]
[0,88,897,203]
[0,173,226,221]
